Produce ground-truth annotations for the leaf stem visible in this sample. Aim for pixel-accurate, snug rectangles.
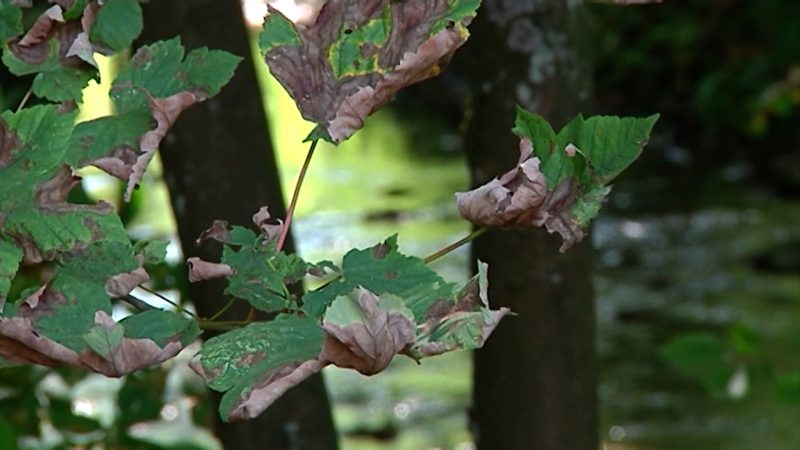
[276,139,318,252]
[423,227,488,264]
[198,320,252,331]
[137,284,200,320]
[16,87,33,113]
[207,296,237,321]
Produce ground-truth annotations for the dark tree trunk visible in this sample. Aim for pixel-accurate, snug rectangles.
[138,2,338,449]
[459,2,597,449]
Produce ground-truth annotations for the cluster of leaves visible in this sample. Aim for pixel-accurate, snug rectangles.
[188,209,507,421]
[456,108,658,251]
[0,0,659,425]
[0,1,238,376]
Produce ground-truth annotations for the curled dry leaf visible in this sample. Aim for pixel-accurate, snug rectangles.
[124,91,199,201]
[7,10,82,67]
[104,265,149,298]
[17,5,63,46]
[319,287,416,375]
[187,257,234,282]
[409,261,510,358]
[79,311,184,377]
[0,309,193,377]
[455,139,585,251]
[196,219,233,246]
[227,359,327,420]
[251,206,282,242]
[455,138,548,227]
[261,0,480,142]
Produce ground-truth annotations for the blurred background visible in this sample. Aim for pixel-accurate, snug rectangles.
[0,0,798,449]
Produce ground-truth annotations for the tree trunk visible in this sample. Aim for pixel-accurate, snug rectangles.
[460,2,597,449]
[138,2,338,449]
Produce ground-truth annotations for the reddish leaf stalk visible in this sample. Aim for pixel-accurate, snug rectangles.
[276,139,318,252]
[423,227,487,264]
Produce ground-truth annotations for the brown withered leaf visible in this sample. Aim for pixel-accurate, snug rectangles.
[124,92,199,201]
[17,5,63,46]
[226,359,327,421]
[408,261,510,358]
[319,287,416,375]
[186,257,234,282]
[104,265,149,298]
[261,0,480,142]
[195,220,232,246]
[251,206,283,242]
[78,311,185,377]
[455,138,586,251]
[0,311,190,377]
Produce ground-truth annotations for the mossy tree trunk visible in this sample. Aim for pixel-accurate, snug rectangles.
[138,2,338,449]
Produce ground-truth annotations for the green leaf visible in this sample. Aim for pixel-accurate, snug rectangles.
[62,0,89,20]
[328,11,391,78]
[194,314,324,420]
[178,47,243,98]
[0,107,75,207]
[133,239,168,265]
[728,323,760,355]
[258,10,301,53]
[0,239,23,306]
[59,240,139,282]
[556,113,659,183]
[775,371,800,404]
[83,322,125,358]
[0,0,22,42]
[113,38,241,112]
[65,110,152,167]
[120,309,200,347]
[228,226,258,246]
[31,66,96,103]
[2,208,130,259]
[431,0,482,34]
[221,240,309,312]
[302,235,454,319]
[0,419,18,450]
[659,332,733,393]
[29,275,114,352]
[89,0,143,52]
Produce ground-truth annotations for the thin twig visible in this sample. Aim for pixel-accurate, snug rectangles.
[197,320,252,331]
[16,87,33,113]
[276,139,319,252]
[207,296,237,322]
[423,227,488,264]
[123,294,157,312]
[137,284,200,320]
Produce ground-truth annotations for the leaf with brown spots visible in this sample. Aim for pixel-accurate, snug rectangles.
[65,38,241,201]
[190,314,326,421]
[260,0,481,142]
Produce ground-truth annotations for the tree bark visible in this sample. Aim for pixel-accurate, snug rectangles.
[459,2,597,449]
[138,2,338,449]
